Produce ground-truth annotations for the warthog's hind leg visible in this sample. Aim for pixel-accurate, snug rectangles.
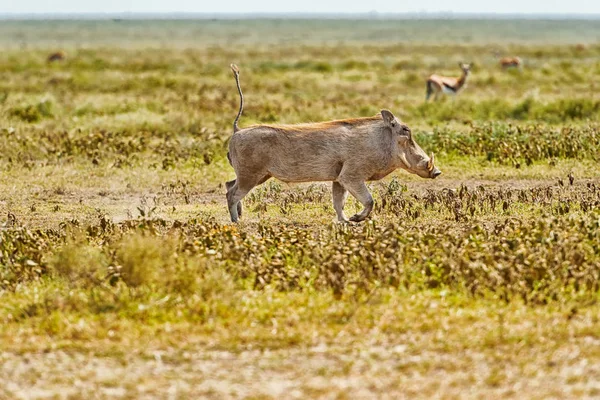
[226,179,242,218]
[226,180,246,223]
[225,179,236,191]
[340,181,374,222]
[226,174,270,222]
[332,181,349,222]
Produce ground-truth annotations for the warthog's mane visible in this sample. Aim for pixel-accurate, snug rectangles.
[253,115,383,133]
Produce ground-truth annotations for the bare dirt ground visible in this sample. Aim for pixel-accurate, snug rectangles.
[2,338,600,400]
[2,173,588,230]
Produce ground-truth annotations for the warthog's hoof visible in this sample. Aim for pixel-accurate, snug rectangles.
[349,214,366,222]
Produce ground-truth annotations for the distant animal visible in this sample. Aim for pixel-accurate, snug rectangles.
[225,64,441,223]
[426,63,472,101]
[47,51,66,63]
[499,56,522,69]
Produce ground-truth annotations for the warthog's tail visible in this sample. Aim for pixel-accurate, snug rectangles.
[230,64,243,133]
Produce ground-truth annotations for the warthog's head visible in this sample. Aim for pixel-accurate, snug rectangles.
[381,110,441,179]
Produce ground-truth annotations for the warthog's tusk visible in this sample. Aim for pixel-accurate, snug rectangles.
[428,153,435,171]
[400,153,410,169]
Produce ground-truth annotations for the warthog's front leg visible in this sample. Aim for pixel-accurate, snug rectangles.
[340,181,374,222]
[332,181,349,222]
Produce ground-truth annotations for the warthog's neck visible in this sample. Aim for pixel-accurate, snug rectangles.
[366,149,403,181]
[368,165,398,181]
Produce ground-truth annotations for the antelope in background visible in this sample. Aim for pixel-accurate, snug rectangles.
[47,51,67,63]
[494,50,522,69]
[499,56,522,69]
[426,63,472,101]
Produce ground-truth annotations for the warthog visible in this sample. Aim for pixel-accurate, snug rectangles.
[226,64,441,223]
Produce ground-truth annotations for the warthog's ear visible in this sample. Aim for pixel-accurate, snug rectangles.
[381,109,396,126]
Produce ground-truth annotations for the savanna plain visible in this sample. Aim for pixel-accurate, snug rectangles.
[1,19,600,399]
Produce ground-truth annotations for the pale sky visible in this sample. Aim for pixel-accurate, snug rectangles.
[2,0,599,15]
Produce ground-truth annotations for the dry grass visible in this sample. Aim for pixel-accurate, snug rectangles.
[1,18,600,399]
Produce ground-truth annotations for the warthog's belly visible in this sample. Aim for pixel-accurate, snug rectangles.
[269,169,340,184]
[265,156,343,184]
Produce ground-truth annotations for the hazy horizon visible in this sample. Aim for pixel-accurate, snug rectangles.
[2,0,600,16]
[2,11,600,20]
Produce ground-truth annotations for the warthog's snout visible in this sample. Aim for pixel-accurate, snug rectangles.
[425,153,441,179]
